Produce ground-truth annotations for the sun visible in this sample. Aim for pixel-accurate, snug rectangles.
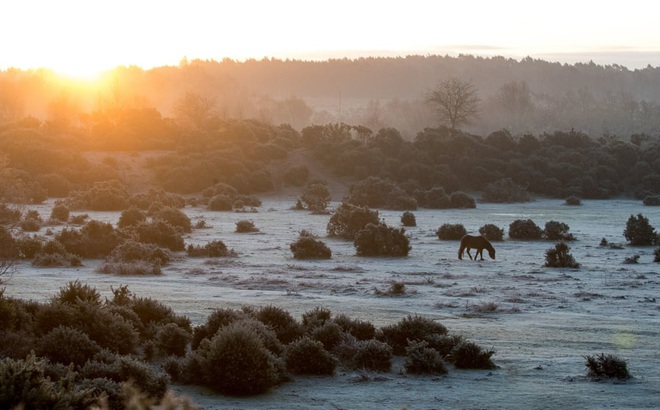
[52,61,111,82]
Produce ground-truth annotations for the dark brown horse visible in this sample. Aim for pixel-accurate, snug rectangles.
[458,235,495,260]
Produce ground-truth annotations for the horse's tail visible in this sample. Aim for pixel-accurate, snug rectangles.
[458,239,465,260]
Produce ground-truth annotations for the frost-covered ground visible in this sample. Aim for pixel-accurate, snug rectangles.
[6,198,660,409]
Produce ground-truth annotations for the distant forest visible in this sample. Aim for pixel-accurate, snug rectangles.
[2,55,660,137]
[1,55,660,205]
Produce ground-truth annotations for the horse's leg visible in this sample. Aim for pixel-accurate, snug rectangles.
[467,248,473,260]
[477,248,484,260]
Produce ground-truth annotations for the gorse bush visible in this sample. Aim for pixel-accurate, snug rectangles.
[565,196,582,206]
[253,305,304,345]
[50,203,70,222]
[352,339,393,372]
[133,220,185,251]
[404,340,447,374]
[545,242,580,268]
[284,336,337,375]
[584,353,631,380]
[509,219,543,240]
[380,314,448,355]
[108,240,171,265]
[354,223,411,257]
[401,211,416,227]
[117,206,147,228]
[300,182,331,212]
[345,176,417,210]
[543,220,575,241]
[235,219,259,233]
[186,240,236,257]
[451,340,496,369]
[479,223,504,241]
[290,230,331,259]
[436,223,467,240]
[623,213,657,245]
[152,206,192,233]
[481,178,532,203]
[36,325,102,367]
[449,191,476,208]
[327,202,380,240]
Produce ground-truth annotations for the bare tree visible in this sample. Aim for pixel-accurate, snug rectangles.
[173,91,217,129]
[425,78,480,130]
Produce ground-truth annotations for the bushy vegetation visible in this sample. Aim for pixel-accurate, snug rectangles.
[404,340,447,374]
[290,230,331,259]
[643,195,660,206]
[345,176,417,210]
[186,240,236,258]
[436,223,467,240]
[543,221,575,241]
[400,211,416,227]
[565,196,582,206]
[235,219,259,233]
[451,340,496,369]
[327,202,379,240]
[354,223,411,257]
[545,242,580,268]
[284,336,337,375]
[479,224,504,241]
[481,178,532,203]
[509,219,543,240]
[299,182,331,212]
[584,353,631,380]
[623,213,658,245]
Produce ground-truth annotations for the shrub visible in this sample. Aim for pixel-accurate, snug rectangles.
[509,219,543,240]
[481,178,532,203]
[584,353,631,380]
[131,296,191,337]
[156,323,192,357]
[53,280,101,306]
[16,235,42,258]
[235,219,259,233]
[543,220,575,241]
[623,213,657,246]
[346,176,416,210]
[327,202,380,240]
[117,207,147,228]
[545,242,580,268]
[66,180,129,211]
[401,211,416,227]
[300,182,331,212]
[421,187,450,209]
[55,220,122,258]
[133,220,185,251]
[117,356,169,399]
[565,196,583,206]
[252,305,304,344]
[152,206,192,233]
[186,240,236,258]
[108,240,171,265]
[290,231,331,259]
[192,308,246,350]
[654,247,660,262]
[333,314,376,341]
[311,321,343,351]
[353,339,393,372]
[284,336,337,375]
[199,322,279,395]
[449,191,476,208]
[207,194,233,211]
[302,306,333,331]
[404,340,447,374]
[380,315,448,355]
[451,340,496,369]
[98,261,162,276]
[128,188,186,210]
[354,223,411,257]
[36,326,102,367]
[20,216,41,232]
[479,224,504,241]
[50,203,70,222]
[643,195,660,206]
[436,223,467,240]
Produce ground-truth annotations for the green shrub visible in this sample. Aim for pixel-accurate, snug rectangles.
[509,219,543,240]
[98,261,162,276]
[20,216,41,232]
[284,336,337,375]
[311,321,343,351]
[53,280,101,307]
[346,176,416,210]
[479,224,504,241]
[404,340,447,374]
[584,353,631,380]
[654,247,660,262]
[354,223,411,257]
[108,240,171,265]
[290,231,331,259]
[152,206,192,233]
[199,322,279,395]
[401,211,416,227]
[117,207,147,228]
[623,213,657,245]
[380,315,448,355]
[333,314,376,341]
[186,240,237,258]
[128,188,186,210]
[235,219,259,233]
[421,187,450,209]
[545,242,580,268]
[451,340,496,369]
[31,252,77,267]
[543,220,575,241]
[643,195,660,206]
[133,220,185,251]
[47,205,69,224]
[302,306,333,331]
[208,194,233,211]
[131,296,191,338]
[436,223,467,240]
[449,191,476,208]
[353,339,393,372]
[327,202,380,240]
[192,308,246,350]
[16,235,43,258]
[252,305,304,344]
[300,182,331,212]
[117,356,169,400]
[56,220,121,258]
[565,196,582,206]
[66,180,129,211]
[36,326,102,367]
[156,323,192,357]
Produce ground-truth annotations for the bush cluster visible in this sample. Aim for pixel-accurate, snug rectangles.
[584,353,631,380]
[509,219,543,240]
[327,202,379,240]
[186,240,237,258]
[479,224,504,241]
[290,231,331,259]
[544,242,580,268]
[623,213,657,245]
[400,211,416,227]
[299,182,331,212]
[345,176,417,210]
[354,223,411,257]
[436,223,467,240]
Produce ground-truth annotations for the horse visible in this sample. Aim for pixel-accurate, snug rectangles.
[458,235,496,260]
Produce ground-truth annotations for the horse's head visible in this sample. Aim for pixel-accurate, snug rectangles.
[488,248,496,259]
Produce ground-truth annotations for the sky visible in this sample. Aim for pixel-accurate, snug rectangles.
[3,0,660,78]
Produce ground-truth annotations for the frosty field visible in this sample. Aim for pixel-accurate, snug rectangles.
[6,197,660,409]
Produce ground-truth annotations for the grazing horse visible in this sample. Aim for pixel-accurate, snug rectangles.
[458,235,496,260]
